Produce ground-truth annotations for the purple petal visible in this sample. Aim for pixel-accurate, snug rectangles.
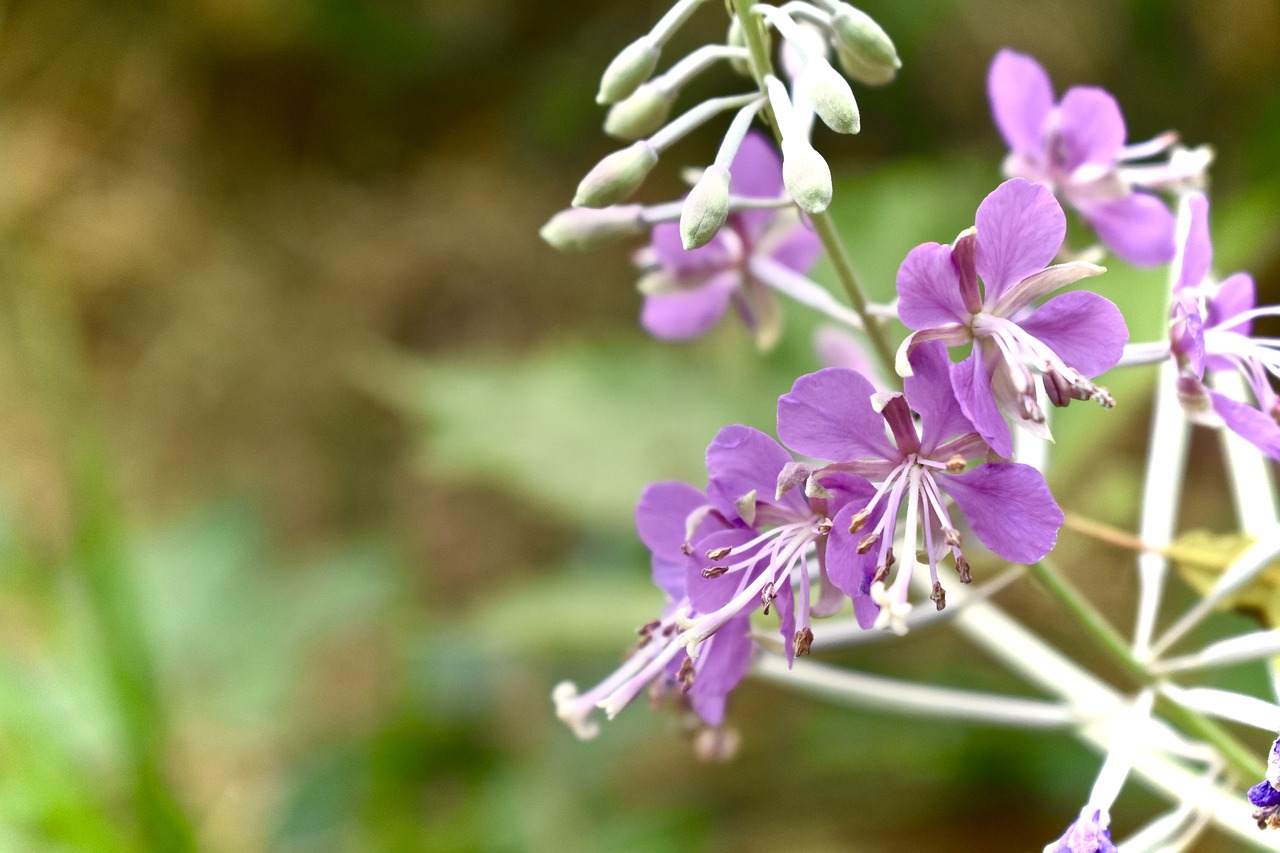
[904,341,975,454]
[940,463,1063,564]
[777,368,898,462]
[650,220,734,273]
[951,348,1013,459]
[688,613,754,725]
[1015,291,1128,378]
[636,481,712,598]
[987,49,1054,158]
[1056,86,1126,171]
[706,425,807,518]
[1210,390,1280,461]
[1081,192,1176,268]
[1170,296,1205,378]
[1207,271,1255,334]
[640,273,737,340]
[896,242,969,330]
[975,179,1066,304]
[827,502,883,626]
[728,132,785,237]
[762,216,822,273]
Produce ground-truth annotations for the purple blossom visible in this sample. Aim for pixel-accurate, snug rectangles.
[1044,809,1116,853]
[1247,734,1280,829]
[1169,193,1280,459]
[554,424,872,737]
[988,49,1206,267]
[896,178,1128,458]
[633,132,821,347]
[778,341,1064,632]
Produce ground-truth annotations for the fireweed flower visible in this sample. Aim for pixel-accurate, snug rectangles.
[1169,193,1280,458]
[988,49,1208,266]
[1044,809,1116,853]
[553,424,873,736]
[632,131,821,347]
[778,341,1064,632]
[896,178,1128,458]
[1248,734,1280,830]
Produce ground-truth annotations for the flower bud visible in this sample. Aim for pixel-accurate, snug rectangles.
[781,139,832,214]
[830,5,901,86]
[679,165,731,250]
[597,37,661,105]
[806,59,860,134]
[604,83,675,140]
[539,205,647,251]
[572,142,659,208]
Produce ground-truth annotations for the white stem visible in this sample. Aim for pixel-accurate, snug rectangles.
[649,0,710,45]
[1211,370,1280,534]
[657,45,750,93]
[1117,341,1172,368]
[1014,410,1050,473]
[1160,683,1280,732]
[649,93,764,151]
[750,255,864,328]
[1133,358,1190,661]
[1151,628,1280,675]
[713,98,768,169]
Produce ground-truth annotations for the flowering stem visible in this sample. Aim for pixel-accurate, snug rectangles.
[728,0,900,383]
[1027,560,1264,779]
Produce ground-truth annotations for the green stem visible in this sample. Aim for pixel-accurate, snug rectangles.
[728,0,899,383]
[1028,560,1264,780]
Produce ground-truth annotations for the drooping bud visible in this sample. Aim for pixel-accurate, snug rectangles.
[573,142,659,208]
[781,139,832,214]
[829,5,901,87]
[597,36,661,105]
[805,59,860,134]
[604,83,676,140]
[679,164,731,249]
[540,205,647,251]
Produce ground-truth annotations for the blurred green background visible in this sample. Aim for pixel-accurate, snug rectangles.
[1,0,1279,850]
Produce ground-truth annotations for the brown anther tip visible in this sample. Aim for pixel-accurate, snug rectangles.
[856,532,880,554]
[955,556,972,584]
[794,628,814,656]
[847,507,871,533]
[817,517,833,535]
[943,527,962,547]
[701,565,728,578]
[680,543,694,555]
[930,582,946,611]
[884,547,895,569]
[945,455,965,473]
[677,657,695,691]
[637,619,661,636]
[705,546,732,561]
[872,565,888,585]
[761,582,776,615]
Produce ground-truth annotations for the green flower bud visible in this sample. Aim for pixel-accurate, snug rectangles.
[830,5,900,86]
[540,205,647,251]
[679,165,731,250]
[781,140,831,215]
[807,60,861,134]
[572,142,659,208]
[597,37,661,105]
[604,83,675,140]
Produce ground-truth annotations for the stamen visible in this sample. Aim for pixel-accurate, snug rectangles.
[943,527,962,547]
[945,455,965,473]
[847,507,871,533]
[794,627,814,656]
[816,517,833,535]
[676,656,695,691]
[706,546,733,560]
[761,582,776,615]
[955,554,972,583]
[930,581,946,611]
[857,532,880,553]
[702,565,728,578]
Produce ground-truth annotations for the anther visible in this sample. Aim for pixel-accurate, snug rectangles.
[761,582,776,615]
[702,565,728,578]
[856,532,880,554]
[676,657,695,691]
[871,564,888,585]
[955,555,972,584]
[817,517,833,535]
[705,546,733,561]
[945,455,965,473]
[930,582,946,611]
[637,619,661,637]
[943,527,962,547]
[847,507,871,533]
[794,628,814,656]
[884,547,895,569]
[680,543,694,555]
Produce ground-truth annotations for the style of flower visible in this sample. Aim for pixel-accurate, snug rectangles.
[988,49,1211,267]
[1169,193,1280,459]
[553,424,872,737]
[895,178,1128,458]
[778,340,1064,633]
[632,131,821,347]
[1044,809,1117,853]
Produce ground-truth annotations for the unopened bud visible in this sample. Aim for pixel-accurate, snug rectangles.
[540,205,647,251]
[781,139,832,214]
[829,5,900,87]
[604,83,675,140]
[806,59,860,134]
[680,164,731,249]
[573,141,659,208]
[597,37,661,104]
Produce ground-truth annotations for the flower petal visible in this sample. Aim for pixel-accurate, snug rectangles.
[1081,192,1176,268]
[729,132,786,238]
[1015,290,1128,378]
[940,463,1063,564]
[987,49,1054,158]
[1207,271,1256,334]
[759,212,822,273]
[650,220,734,273]
[640,272,737,339]
[777,368,897,462]
[827,502,884,627]
[1172,192,1211,291]
[975,179,1066,303]
[904,340,975,454]
[636,481,713,598]
[990,261,1105,318]
[951,347,1013,459]
[1057,85,1126,171]
[1210,389,1280,461]
[688,613,754,725]
[707,425,807,518]
[896,242,970,330]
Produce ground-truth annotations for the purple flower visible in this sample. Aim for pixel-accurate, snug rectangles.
[554,424,872,737]
[1044,809,1116,853]
[633,131,821,347]
[988,49,1207,267]
[778,341,1064,632]
[1169,193,1280,459]
[896,178,1128,458]
[1247,734,1280,829]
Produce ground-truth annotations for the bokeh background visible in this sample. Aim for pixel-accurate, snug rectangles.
[1,0,1280,850]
